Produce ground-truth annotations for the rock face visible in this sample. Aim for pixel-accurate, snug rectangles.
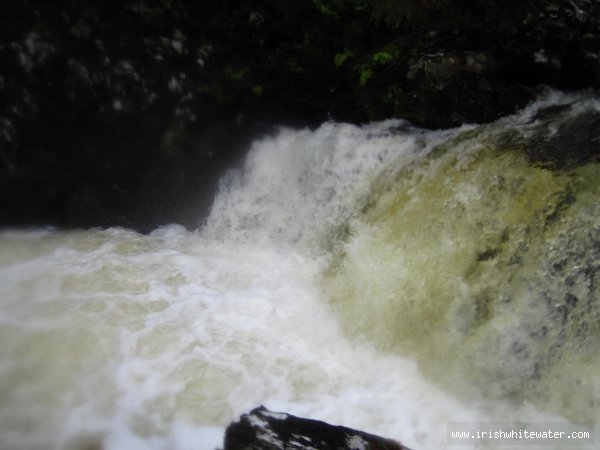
[224,406,410,450]
[1,0,599,231]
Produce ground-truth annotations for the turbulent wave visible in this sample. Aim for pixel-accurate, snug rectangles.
[0,91,598,449]
[323,92,600,423]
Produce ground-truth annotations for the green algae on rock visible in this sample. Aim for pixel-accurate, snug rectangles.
[322,93,600,423]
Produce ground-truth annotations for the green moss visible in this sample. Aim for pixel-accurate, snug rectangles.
[334,49,354,67]
[312,0,341,18]
[358,66,373,85]
[372,51,393,65]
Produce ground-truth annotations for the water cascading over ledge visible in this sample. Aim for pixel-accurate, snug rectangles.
[322,91,600,423]
[0,91,598,449]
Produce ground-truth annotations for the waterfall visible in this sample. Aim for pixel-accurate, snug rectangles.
[0,91,597,449]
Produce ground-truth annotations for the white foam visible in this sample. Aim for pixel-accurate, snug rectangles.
[204,120,458,253]
[0,225,497,450]
[1,94,593,449]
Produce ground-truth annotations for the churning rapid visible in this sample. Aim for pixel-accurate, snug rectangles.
[1,91,598,450]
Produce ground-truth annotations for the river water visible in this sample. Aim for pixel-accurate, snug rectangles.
[1,91,598,449]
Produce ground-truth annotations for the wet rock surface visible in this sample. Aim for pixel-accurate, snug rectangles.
[224,406,410,450]
[527,109,600,169]
[495,96,600,170]
[1,0,599,231]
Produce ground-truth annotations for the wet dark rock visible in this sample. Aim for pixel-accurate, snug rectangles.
[398,51,531,128]
[528,110,600,169]
[381,0,600,127]
[224,406,410,450]
[493,95,600,170]
[1,0,599,231]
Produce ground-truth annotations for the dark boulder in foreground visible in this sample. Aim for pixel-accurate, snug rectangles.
[224,406,410,450]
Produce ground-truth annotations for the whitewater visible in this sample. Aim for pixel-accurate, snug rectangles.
[0,91,598,449]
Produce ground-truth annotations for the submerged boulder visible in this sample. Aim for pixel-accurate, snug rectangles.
[224,406,409,450]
